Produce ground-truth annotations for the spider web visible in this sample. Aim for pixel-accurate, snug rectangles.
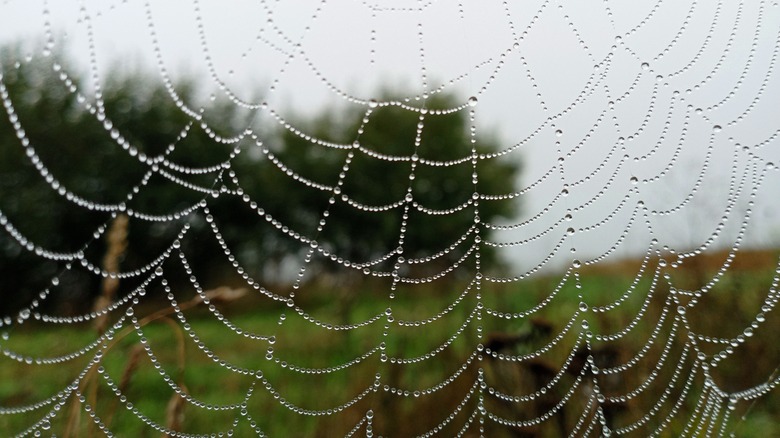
[1,0,779,436]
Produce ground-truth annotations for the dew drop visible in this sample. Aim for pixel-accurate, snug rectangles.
[467,96,478,107]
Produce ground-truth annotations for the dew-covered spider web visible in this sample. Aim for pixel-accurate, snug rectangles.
[1,0,780,436]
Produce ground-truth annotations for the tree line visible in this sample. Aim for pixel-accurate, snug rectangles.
[0,46,520,316]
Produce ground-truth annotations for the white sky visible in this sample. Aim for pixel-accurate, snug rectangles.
[2,0,779,273]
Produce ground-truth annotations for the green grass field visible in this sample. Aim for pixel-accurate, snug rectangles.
[1,254,779,437]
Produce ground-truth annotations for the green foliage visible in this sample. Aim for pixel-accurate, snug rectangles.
[0,48,237,314]
[239,93,519,278]
[0,47,520,314]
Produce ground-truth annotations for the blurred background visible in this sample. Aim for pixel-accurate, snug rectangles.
[1,0,779,436]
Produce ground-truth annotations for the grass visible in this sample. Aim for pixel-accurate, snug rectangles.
[1,251,779,437]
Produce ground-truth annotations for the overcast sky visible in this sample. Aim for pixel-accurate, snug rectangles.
[2,0,779,273]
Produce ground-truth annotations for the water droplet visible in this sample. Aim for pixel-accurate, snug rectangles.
[713,125,722,132]
[368,99,378,108]
[467,96,478,107]
[641,62,650,70]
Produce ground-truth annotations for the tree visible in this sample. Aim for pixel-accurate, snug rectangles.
[0,46,520,315]
[236,92,520,280]
[0,47,238,315]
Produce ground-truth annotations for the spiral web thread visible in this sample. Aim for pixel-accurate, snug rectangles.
[1,0,780,436]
